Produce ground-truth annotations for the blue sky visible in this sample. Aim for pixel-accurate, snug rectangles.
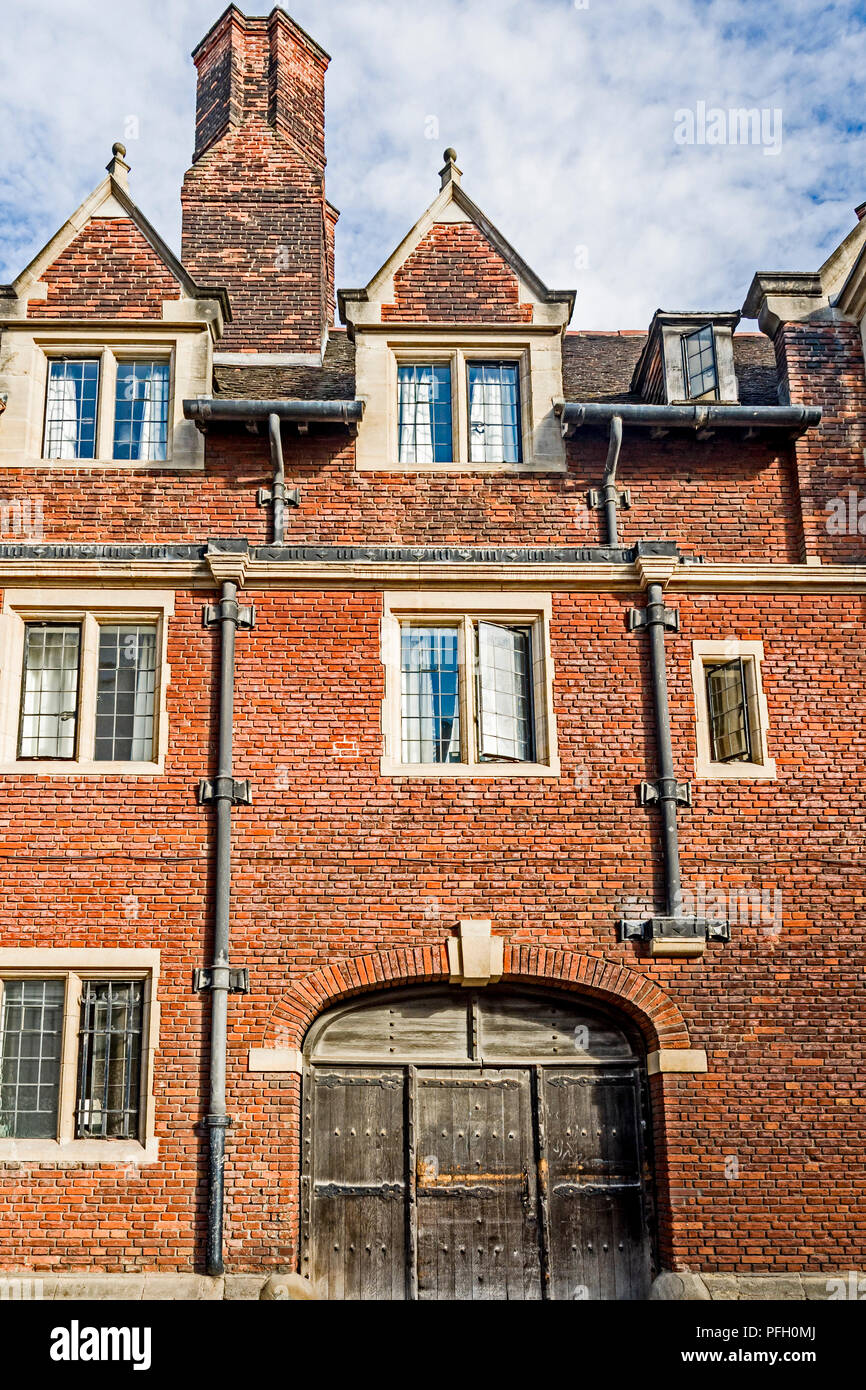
[0,0,863,329]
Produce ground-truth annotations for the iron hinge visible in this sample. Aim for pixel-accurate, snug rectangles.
[640,778,692,808]
[197,777,253,806]
[193,968,250,994]
[202,601,256,629]
[588,486,631,510]
[619,916,730,943]
[628,604,679,633]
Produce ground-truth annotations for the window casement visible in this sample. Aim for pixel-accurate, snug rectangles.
[381,592,559,778]
[691,639,776,780]
[681,325,719,401]
[0,951,159,1162]
[42,351,172,462]
[392,347,529,468]
[0,590,172,775]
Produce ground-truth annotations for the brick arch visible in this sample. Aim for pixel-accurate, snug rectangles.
[262,943,691,1053]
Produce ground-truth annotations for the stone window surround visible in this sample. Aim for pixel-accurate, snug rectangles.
[0,588,173,776]
[0,320,210,472]
[0,948,160,1165]
[353,326,568,474]
[690,638,776,780]
[380,589,560,779]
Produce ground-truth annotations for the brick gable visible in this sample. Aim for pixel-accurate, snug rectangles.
[29,218,182,318]
[381,221,534,322]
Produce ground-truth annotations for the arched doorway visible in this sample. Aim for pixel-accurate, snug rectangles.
[301,986,656,1300]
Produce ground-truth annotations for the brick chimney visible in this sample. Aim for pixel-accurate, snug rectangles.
[181,5,336,356]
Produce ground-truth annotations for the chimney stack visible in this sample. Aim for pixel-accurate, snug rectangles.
[181,5,336,356]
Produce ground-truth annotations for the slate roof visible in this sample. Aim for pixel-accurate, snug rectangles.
[210,325,780,406]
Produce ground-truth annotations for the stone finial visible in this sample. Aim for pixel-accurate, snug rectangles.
[106,141,130,190]
[439,147,462,190]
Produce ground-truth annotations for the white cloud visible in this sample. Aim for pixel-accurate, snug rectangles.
[0,0,863,329]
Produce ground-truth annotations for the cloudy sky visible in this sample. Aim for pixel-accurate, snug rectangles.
[0,0,863,329]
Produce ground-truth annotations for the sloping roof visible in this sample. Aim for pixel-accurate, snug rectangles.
[213,331,355,400]
[562,331,779,405]
[208,326,779,404]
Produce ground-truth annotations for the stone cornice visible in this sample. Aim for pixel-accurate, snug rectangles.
[0,553,862,593]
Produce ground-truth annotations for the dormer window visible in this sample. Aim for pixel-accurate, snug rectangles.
[468,361,522,464]
[682,325,718,400]
[398,364,452,463]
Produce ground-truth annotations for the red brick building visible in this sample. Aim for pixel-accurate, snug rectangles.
[0,5,863,1301]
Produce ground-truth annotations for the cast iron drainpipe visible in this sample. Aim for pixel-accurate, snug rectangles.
[601,414,623,546]
[643,581,682,919]
[200,578,250,1276]
[268,413,286,545]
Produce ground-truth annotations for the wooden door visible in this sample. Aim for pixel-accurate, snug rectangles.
[539,1065,652,1300]
[301,987,655,1300]
[415,1068,541,1301]
[301,1068,408,1300]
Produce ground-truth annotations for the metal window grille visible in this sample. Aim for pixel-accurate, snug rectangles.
[400,624,461,763]
[468,362,522,463]
[0,979,65,1139]
[682,325,718,399]
[706,658,752,762]
[94,624,158,762]
[475,622,534,761]
[397,365,452,463]
[43,358,99,459]
[18,623,82,759]
[75,981,144,1140]
[113,360,170,461]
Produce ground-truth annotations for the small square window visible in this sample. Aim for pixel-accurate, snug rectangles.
[43,358,99,459]
[682,326,718,399]
[113,360,170,462]
[468,361,522,463]
[398,364,453,463]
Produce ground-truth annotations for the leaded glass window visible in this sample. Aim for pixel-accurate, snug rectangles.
[113,360,170,462]
[398,365,452,463]
[400,625,461,763]
[468,361,521,463]
[43,358,99,460]
[706,658,752,762]
[475,622,533,761]
[0,980,65,1139]
[94,625,158,762]
[18,623,81,759]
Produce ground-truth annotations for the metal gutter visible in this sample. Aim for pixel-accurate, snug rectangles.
[555,400,821,435]
[183,398,364,428]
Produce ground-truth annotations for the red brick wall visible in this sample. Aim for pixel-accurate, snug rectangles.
[773,320,866,563]
[28,219,181,319]
[381,222,535,322]
[0,429,809,562]
[1,587,862,1273]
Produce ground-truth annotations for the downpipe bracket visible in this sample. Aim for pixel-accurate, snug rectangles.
[257,486,300,509]
[588,486,631,510]
[641,778,692,808]
[193,967,251,994]
[628,603,679,633]
[197,777,253,806]
[202,601,256,630]
[619,916,731,944]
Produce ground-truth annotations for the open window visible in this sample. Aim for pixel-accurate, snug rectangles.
[691,640,776,779]
[382,593,558,777]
